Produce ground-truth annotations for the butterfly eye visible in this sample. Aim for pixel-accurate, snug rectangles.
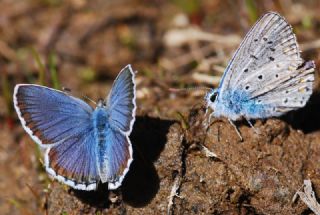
[97,99,105,107]
[210,92,217,102]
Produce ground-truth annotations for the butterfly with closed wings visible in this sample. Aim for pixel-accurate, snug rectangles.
[205,12,315,139]
[13,65,136,190]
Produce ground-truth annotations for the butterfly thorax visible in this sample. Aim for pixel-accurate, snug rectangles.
[93,107,109,129]
[211,89,271,121]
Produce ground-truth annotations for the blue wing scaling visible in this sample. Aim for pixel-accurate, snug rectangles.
[14,64,136,190]
[14,84,93,147]
[106,65,136,133]
[45,128,99,190]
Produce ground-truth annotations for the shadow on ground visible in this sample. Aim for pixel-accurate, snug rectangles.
[284,92,320,133]
[72,116,175,208]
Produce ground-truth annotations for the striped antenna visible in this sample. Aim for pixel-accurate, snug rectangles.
[62,87,96,105]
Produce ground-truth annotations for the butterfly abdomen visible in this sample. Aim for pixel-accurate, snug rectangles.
[92,108,110,182]
[92,107,127,184]
[93,108,109,143]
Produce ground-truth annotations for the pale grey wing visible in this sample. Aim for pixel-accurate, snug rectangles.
[218,11,315,115]
[250,61,314,116]
[219,12,302,95]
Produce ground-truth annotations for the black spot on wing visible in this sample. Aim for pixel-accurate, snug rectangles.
[250,55,258,60]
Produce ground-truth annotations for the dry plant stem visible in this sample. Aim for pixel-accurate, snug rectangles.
[167,176,182,215]
[294,180,320,215]
[192,73,221,86]
[200,144,218,158]
[300,39,320,52]
[164,27,241,47]
[196,56,227,73]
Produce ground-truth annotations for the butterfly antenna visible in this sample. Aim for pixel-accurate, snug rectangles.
[62,86,96,105]
[82,94,96,105]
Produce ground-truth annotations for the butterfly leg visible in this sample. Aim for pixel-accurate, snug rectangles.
[245,118,261,135]
[208,112,214,125]
[228,119,243,141]
[203,110,213,130]
[205,106,209,115]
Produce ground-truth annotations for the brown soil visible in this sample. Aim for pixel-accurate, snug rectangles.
[1,0,320,214]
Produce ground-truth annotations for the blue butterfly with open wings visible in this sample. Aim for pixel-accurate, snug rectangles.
[205,12,315,138]
[13,65,136,190]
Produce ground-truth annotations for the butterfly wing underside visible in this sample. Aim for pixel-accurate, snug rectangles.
[216,12,314,118]
[97,65,136,189]
[14,85,99,190]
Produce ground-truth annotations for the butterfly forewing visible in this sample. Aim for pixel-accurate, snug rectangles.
[14,85,94,147]
[106,65,136,134]
[219,12,301,94]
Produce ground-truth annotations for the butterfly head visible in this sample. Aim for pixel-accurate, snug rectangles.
[205,89,218,106]
[97,99,106,108]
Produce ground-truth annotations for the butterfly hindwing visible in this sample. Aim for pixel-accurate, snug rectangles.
[96,127,132,189]
[250,61,314,116]
[45,129,99,190]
